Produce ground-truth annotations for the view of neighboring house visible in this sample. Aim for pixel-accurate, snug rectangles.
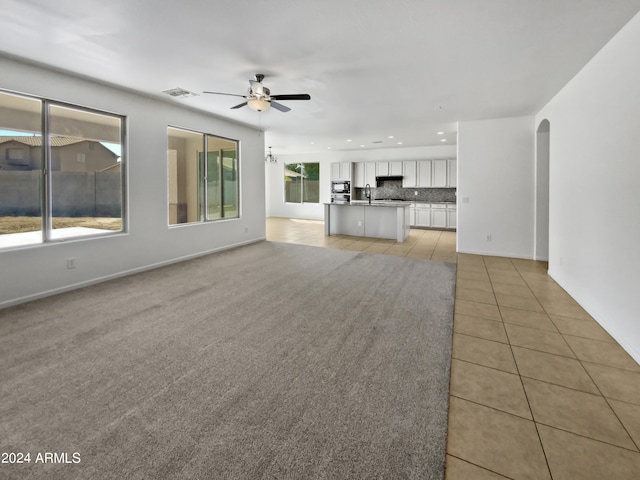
[0,136,120,172]
[0,136,122,219]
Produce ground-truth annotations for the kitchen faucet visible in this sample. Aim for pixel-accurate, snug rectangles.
[365,184,371,204]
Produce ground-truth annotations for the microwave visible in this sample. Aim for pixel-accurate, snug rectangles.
[331,181,350,193]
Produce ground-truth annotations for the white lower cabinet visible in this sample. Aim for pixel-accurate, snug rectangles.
[415,204,431,227]
[446,205,457,229]
[410,203,456,229]
[431,204,447,229]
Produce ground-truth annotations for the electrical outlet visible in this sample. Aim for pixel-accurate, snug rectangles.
[357,221,362,227]
[66,258,76,269]
[486,234,492,242]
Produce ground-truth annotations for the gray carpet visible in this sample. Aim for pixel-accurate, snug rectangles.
[0,241,456,479]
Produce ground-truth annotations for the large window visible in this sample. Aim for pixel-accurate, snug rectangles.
[0,90,125,249]
[167,127,238,225]
[284,163,319,203]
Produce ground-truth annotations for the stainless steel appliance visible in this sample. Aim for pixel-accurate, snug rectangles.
[331,181,350,193]
[331,180,351,203]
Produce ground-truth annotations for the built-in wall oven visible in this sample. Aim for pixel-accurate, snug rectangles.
[331,181,350,193]
[331,180,351,203]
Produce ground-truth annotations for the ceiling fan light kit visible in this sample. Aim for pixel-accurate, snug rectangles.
[248,98,270,112]
[204,74,310,113]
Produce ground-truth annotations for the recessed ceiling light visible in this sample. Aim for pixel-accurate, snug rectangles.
[310,141,315,145]
[388,135,394,139]
[397,141,403,145]
[437,131,444,135]
[346,139,352,142]
[360,144,365,147]
[440,139,447,142]
[328,146,332,149]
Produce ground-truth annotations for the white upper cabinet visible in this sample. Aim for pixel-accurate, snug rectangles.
[341,162,352,180]
[354,162,364,187]
[403,160,432,187]
[431,159,447,187]
[353,162,376,187]
[363,158,455,188]
[417,160,432,187]
[447,159,457,187]
[390,161,403,176]
[330,162,351,180]
[402,161,417,187]
[330,162,341,180]
[375,161,389,176]
[364,162,375,186]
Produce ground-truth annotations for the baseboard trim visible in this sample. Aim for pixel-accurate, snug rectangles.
[0,237,266,310]
[456,248,534,260]
[548,269,640,366]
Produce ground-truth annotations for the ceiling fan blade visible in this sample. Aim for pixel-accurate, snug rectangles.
[270,101,291,113]
[203,91,246,98]
[230,102,248,109]
[270,94,311,101]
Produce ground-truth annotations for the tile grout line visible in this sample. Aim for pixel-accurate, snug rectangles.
[495,256,555,480]
[270,221,638,474]
[451,333,640,401]
[520,266,640,454]
[446,454,515,479]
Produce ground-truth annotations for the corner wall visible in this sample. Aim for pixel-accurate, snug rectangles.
[457,116,535,259]
[0,56,266,307]
[537,12,640,363]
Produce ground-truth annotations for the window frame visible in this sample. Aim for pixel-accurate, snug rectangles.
[167,125,240,226]
[0,88,127,250]
[283,162,320,204]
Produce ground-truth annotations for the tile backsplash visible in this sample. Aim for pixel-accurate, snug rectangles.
[353,179,456,203]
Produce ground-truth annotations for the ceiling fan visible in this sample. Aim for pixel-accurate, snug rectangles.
[203,74,310,112]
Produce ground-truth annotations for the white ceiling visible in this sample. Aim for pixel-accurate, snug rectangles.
[1,0,639,154]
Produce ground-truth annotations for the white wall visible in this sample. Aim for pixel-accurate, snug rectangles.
[266,145,457,220]
[0,56,266,307]
[457,116,535,258]
[266,151,338,220]
[537,12,640,363]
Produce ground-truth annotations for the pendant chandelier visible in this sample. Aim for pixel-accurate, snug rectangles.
[265,146,277,163]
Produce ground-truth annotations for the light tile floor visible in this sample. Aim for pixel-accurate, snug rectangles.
[266,217,640,480]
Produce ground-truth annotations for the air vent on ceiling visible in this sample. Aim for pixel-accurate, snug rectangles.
[162,87,199,98]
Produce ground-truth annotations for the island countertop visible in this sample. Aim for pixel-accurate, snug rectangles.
[324,202,410,242]
[328,200,455,206]
[325,201,411,207]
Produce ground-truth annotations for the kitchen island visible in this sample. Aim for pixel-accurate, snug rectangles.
[324,201,410,242]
